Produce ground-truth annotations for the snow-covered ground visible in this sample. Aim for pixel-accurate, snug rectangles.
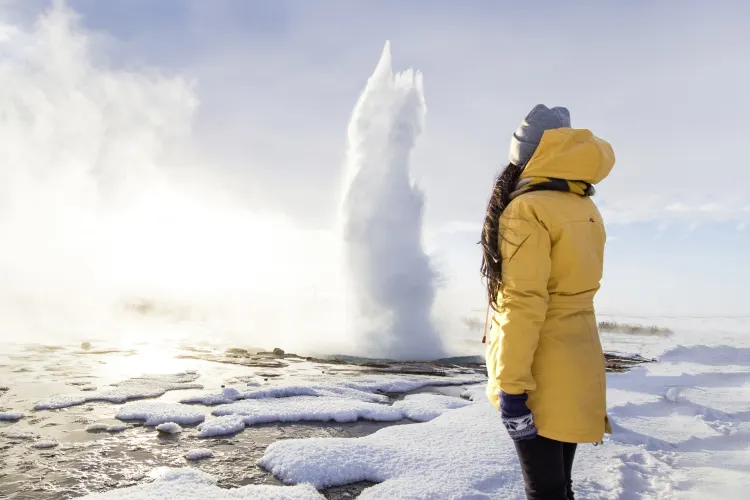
[255,324,750,499]
[1,321,748,499]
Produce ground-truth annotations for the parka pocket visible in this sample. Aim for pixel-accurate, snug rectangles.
[500,219,540,282]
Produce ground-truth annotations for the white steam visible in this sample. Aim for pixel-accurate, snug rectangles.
[0,4,346,351]
[339,42,445,361]
[0,6,449,360]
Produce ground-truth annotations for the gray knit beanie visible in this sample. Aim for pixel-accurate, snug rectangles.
[509,104,571,166]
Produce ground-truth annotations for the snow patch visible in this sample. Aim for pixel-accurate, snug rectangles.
[259,401,680,498]
[86,422,129,433]
[85,423,110,432]
[198,396,402,437]
[116,402,206,426]
[392,393,473,422]
[35,373,202,410]
[186,376,482,437]
[0,411,24,421]
[242,383,385,403]
[340,375,481,394]
[149,467,217,484]
[181,386,241,405]
[185,448,214,461]
[2,431,36,440]
[259,403,522,494]
[184,375,480,407]
[197,415,247,438]
[32,439,58,449]
[460,385,486,401]
[156,422,183,434]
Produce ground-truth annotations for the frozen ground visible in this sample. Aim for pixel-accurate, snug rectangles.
[0,320,748,499]
[259,322,750,499]
[0,340,483,499]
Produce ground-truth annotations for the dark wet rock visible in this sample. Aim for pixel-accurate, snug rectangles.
[307,352,651,378]
[68,380,96,387]
[323,481,376,499]
[605,353,655,373]
[225,347,251,357]
[368,364,450,377]
[437,355,485,364]
[304,356,351,365]
[24,345,67,353]
[178,345,213,354]
[316,360,470,378]
[253,349,303,360]
[1,431,37,441]
[44,364,71,372]
[176,353,288,369]
[305,355,484,378]
[0,386,8,393]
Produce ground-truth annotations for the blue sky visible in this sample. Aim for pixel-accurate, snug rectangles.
[4,0,749,319]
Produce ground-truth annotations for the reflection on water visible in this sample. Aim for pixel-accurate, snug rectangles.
[91,345,191,381]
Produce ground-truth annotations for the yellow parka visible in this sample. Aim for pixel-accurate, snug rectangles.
[485,127,615,444]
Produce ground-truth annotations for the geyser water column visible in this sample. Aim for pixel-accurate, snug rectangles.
[339,42,445,361]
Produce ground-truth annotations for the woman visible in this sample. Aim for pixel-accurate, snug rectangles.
[481,104,615,500]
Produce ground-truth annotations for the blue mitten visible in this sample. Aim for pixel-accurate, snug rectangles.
[500,391,538,441]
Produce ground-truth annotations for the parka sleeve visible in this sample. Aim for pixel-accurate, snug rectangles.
[490,200,551,395]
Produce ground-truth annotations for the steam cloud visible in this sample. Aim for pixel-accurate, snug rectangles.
[0,4,346,350]
[0,6,448,360]
[339,42,445,361]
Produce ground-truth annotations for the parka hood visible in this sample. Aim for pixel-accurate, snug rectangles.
[521,128,615,185]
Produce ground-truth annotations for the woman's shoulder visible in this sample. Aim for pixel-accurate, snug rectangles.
[502,191,553,219]
[503,191,601,226]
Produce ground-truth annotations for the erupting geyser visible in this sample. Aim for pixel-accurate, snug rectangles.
[339,42,445,361]
[0,3,446,360]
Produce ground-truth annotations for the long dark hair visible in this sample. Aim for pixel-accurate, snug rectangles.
[480,163,523,311]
